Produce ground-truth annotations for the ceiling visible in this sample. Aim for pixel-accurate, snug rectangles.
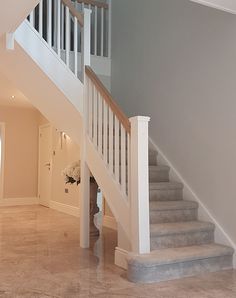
[0,72,34,109]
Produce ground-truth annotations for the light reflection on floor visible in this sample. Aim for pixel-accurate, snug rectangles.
[0,205,235,297]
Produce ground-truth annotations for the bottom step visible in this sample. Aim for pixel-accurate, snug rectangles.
[127,244,234,283]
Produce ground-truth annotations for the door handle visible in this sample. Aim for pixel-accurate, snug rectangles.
[44,163,51,167]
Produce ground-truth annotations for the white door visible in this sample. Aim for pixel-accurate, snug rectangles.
[38,124,52,207]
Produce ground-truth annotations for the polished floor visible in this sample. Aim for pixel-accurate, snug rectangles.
[0,205,235,297]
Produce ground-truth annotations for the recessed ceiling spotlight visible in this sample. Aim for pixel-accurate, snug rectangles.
[11,95,15,99]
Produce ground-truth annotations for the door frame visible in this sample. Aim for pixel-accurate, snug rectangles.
[38,123,53,207]
[0,123,5,201]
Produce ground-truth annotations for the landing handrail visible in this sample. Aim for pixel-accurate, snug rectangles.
[62,0,84,26]
[85,66,131,133]
[77,0,108,9]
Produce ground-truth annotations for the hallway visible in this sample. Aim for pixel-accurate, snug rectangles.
[0,205,235,297]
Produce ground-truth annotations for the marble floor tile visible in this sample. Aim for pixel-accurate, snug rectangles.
[0,205,235,297]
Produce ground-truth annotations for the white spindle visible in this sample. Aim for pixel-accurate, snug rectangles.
[101,7,104,56]
[93,87,98,147]
[74,17,78,76]
[61,4,65,50]
[108,0,111,58]
[88,80,93,139]
[109,108,114,174]
[53,0,57,48]
[114,116,120,183]
[29,10,35,27]
[65,6,70,66]
[130,116,150,254]
[47,0,52,46]
[94,6,98,56]
[82,8,91,81]
[103,102,108,164]
[39,0,43,36]
[75,1,79,10]
[57,0,61,55]
[127,132,130,196]
[98,94,103,156]
[120,126,126,195]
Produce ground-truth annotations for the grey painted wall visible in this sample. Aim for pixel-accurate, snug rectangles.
[111,0,236,245]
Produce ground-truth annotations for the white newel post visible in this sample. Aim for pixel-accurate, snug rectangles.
[80,8,91,248]
[130,116,150,254]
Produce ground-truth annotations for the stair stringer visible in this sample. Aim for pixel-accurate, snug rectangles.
[149,137,236,268]
[86,137,131,243]
[190,0,236,14]
[0,0,40,37]
[0,20,84,144]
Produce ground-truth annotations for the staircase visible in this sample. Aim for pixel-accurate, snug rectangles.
[127,151,234,283]
[0,0,234,285]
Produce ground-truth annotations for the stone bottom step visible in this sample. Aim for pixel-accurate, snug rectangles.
[127,244,234,283]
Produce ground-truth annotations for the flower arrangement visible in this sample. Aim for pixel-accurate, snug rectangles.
[62,161,81,185]
[62,161,96,185]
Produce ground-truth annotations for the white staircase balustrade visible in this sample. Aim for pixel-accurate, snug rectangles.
[72,0,111,58]
[84,67,151,254]
[2,0,151,260]
[27,0,85,80]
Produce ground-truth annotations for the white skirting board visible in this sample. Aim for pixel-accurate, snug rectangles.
[49,200,80,217]
[0,197,39,206]
[149,137,236,268]
[115,247,128,269]
[103,215,117,230]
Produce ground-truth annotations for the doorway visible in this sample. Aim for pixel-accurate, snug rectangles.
[38,124,52,207]
[0,123,5,200]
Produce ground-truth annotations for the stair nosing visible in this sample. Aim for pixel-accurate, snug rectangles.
[149,182,183,190]
[149,165,170,172]
[150,200,198,211]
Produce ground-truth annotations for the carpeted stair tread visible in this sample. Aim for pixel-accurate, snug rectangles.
[150,221,214,237]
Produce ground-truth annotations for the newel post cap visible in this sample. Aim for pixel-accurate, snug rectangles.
[129,116,150,123]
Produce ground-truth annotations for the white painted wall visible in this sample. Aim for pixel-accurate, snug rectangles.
[0,106,39,199]
[111,0,236,248]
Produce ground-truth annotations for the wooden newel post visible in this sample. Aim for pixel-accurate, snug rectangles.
[130,116,150,254]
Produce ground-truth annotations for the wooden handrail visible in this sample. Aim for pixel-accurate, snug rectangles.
[85,66,131,134]
[77,0,108,9]
[62,0,84,27]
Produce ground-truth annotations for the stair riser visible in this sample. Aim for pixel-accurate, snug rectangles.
[150,209,198,224]
[149,154,158,166]
[149,171,169,183]
[127,255,233,283]
[151,230,214,249]
[150,188,183,201]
